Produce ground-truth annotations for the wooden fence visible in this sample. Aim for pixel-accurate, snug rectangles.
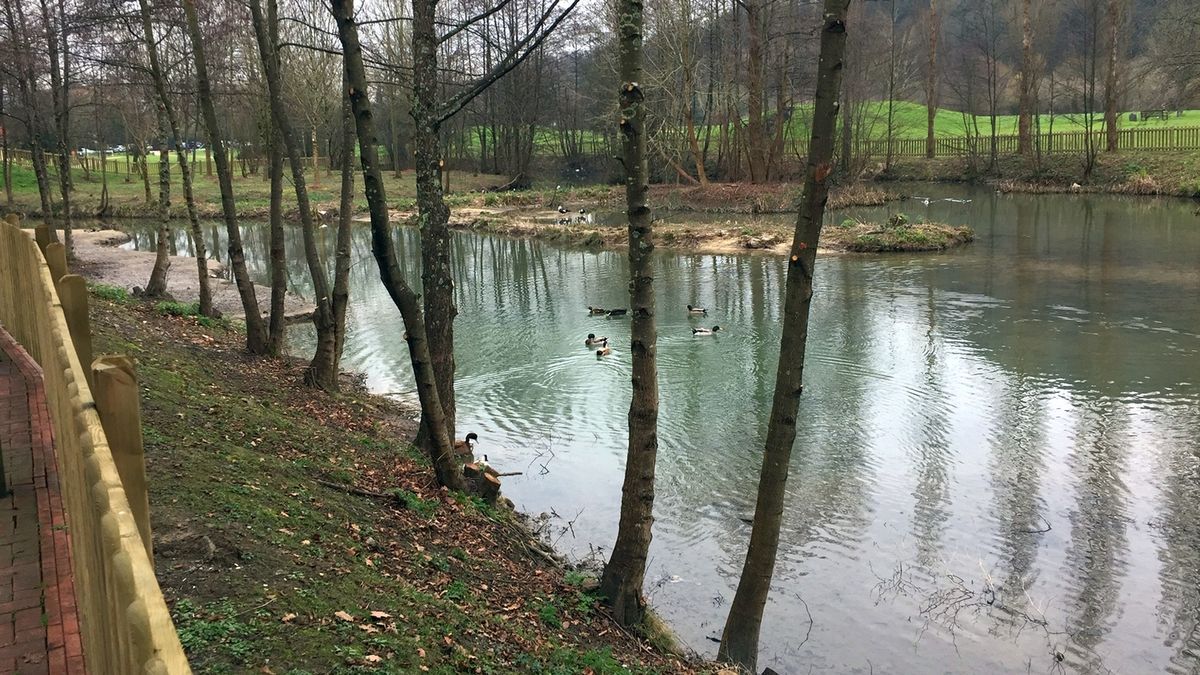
[0,216,191,674]
[2,148,329,176]
[858,125,1200,158]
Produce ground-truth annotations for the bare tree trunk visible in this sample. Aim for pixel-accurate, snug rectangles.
[745,0,767,183]
[333,73,355,371]
[4,0,56,236]
[38,0,72,257]
[145,137,171,297]
[266,0,287,357]
[246,0,338,382]
[267,134,287,353]
[598,0,658,628]
[925,0,938,159]
[179,0,264,340]
[717,1,851,671]
[412,0,459,446]
[330,0,467,492]
[1103,0,1120,152]
[135,0,214,317]
[138,149,152,205]
[0,85,12,206]
[1017,0,1035,155]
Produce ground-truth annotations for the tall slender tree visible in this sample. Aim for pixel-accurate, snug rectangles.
[134,0,214,315]
[1017,0,1035,155]
[145,124,171,296]
[179,0,269,349]
[717,0,852,671]
[1103,0,1121,152]
[37,0,72,256]
[925,0,939,159]
[247,0,345,388]
[598,0,658,627]
[329,0,467,491]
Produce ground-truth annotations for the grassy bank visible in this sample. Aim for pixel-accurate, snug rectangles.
[882,149,1200,198]
[88,287,700,674]
[1,160,892,222]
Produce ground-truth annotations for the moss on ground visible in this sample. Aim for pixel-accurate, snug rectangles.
[89,295,701,674]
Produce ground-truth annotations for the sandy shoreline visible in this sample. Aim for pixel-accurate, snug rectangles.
[66,229,315,323]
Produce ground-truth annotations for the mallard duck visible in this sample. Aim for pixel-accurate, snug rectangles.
[606,308,628,317]
[587,306,607,315]
[692,326,721,336]
[687,304,708,315]
[596,346,612,357]
[453,432,478,457]
[585,333,609,347]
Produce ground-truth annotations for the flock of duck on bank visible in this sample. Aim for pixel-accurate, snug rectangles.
[585,304,721,357]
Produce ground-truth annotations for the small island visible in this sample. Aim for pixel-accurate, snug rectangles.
[821,213,976,252]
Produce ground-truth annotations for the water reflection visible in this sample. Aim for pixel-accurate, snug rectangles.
[111,184,1200,673]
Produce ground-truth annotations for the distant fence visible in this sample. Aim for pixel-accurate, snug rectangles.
[857,125,1200,158]
[2,147,330,177]
[0,217,191,674]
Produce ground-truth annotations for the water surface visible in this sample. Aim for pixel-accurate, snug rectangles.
[117,185,1200,674]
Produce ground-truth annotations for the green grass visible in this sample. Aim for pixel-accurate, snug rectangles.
[87,294,684,674]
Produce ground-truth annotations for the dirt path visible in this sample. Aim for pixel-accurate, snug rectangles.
[68,229,314,323]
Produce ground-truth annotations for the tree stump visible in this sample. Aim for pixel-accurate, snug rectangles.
[463,463,501,504]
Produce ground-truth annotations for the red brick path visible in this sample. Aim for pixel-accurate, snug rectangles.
[0,327,85,674]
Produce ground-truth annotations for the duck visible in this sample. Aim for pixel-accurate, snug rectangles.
[1070,182,1082,192]
[585,333,608,347]
[579,207,588,215]
[596,346,612,357]
[692,325,721,336]
[587,306,607,315]
[453,432,478,458]
[606,308,628,317]
[558,205,568,214]
[687,304,708,315]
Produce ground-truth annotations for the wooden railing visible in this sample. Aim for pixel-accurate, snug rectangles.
[0,216,191,674]
[856,125,1200,158]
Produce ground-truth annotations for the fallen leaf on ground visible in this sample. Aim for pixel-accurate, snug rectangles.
[280,613,297,623]
[334,610,354,622]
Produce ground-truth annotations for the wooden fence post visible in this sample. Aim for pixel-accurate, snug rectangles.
[91,355,154,565]
[45,241,67,281]
[58,275,94,389]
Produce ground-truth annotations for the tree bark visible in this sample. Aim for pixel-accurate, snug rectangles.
[333,72,355,372]
[247,0,339,386]
[598,0,658,629]
[180,0,269,349]
[744,0,767,183]
[925,0,938,159]
[266,0,287,357]
[1,86,12,206]
[145,136,171,297]
[1017,0,1035,156]
[3,0,56,235]
[1103,0,1120,152]
[134,0,214,318]
[717,1,851,671]
[412,0,459,446]
[37,0,72,257]
[330,0,467,492]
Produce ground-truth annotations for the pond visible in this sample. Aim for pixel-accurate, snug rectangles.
[116,184,1200,674]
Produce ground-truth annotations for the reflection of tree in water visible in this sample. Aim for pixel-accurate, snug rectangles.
[1152,408,1200,675]
[1060,398,1130,671]
[908,281,952,570]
